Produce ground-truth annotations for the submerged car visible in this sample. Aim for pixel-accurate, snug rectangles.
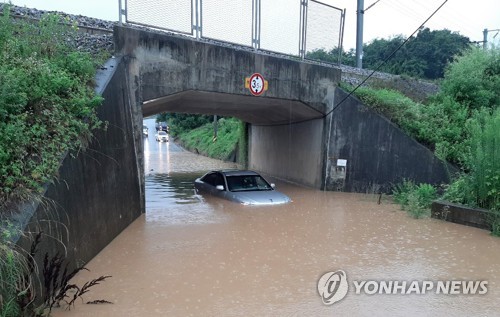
[155,131,169,142]
[194,170,291,205]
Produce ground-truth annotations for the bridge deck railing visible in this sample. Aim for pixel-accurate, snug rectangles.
[119,0,345,64]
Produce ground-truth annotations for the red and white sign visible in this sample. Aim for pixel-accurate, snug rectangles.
[248,73,265,96]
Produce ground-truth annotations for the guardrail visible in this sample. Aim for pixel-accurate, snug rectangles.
[120,0,345,63]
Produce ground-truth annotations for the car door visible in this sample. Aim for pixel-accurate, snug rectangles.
[199,172,217,194]
[212,172,227,198]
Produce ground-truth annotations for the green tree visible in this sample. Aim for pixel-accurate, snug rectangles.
[306,47,356,66]
[407,28,471,79]
[362,36,410,74]
[361,28,470,79]
[440,47,499,110]
[167,113,212,136]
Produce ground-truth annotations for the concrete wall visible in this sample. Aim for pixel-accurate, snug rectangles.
[114,26,341,125]
[431,201,492,231]
[16,57,143,272]
[249,119,325,188]
[324,88,455,193]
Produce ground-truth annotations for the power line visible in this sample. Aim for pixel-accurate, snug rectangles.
[324,0,449,118]
[384,0,425,22]
[364,0,383,12]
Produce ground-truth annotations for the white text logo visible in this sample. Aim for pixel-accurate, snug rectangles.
[318,270,488,305]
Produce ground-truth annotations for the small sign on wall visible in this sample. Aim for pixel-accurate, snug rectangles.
[337,159,347,167]
[245,73,268,96]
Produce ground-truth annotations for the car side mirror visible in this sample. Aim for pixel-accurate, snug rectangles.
[271,183,276,188]
[216,185,224,191]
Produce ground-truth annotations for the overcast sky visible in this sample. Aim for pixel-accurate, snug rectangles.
[5,0,500,49]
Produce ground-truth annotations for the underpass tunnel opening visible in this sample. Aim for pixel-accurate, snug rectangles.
[140,89,328,190]
[141,90,325,126]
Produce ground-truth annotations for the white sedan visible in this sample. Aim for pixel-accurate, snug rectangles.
[194,170,291,205]
[155,131,169,142]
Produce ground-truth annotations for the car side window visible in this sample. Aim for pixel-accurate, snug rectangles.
[214,173,226,190]
[201,173,216,186]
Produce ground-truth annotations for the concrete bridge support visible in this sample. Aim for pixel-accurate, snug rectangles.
[249,118,326,188]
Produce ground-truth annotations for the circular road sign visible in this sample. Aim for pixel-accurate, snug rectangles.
[249,73,265,96]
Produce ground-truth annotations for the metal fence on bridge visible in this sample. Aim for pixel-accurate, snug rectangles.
[120,0,345,63]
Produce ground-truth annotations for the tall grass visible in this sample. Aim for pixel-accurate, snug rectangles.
[0,225,36,317]
[392,180,437,219]
[466,109,500,212]
[442,109,500,235]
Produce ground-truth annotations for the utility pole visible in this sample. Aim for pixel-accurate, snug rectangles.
[483,28,500,49]
[356,0,364,69]
[213,115,218,142]
[118,0,122,26]
[483,28,488,49]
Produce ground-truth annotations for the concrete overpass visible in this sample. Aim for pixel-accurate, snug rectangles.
[115,25,342,191]
[114,25,453,195]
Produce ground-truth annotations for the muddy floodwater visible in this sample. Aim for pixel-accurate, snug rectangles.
[53,120,500,317]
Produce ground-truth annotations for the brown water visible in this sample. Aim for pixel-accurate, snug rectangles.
[52,120,500,317]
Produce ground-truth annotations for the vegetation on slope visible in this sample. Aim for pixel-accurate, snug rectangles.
[0,9,105,207]
[176,117,245,163]
[360,47,500,233]
[343,47,499,167]
[1,8,107,316]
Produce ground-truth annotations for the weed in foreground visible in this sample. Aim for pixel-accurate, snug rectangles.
[392,181,436,219]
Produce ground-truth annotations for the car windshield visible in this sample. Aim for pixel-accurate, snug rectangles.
[226,175,273,192]
[158,131,167,135]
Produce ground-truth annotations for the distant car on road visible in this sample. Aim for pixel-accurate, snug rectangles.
[194,170,291,205]
[155,131,169,142]
[143,125,148,136]
[155,121,168,132]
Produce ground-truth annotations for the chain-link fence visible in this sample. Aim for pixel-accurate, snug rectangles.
[259,0,301,55]
[124,0,193,35]
[122,0,344,63]
[305,1,344,61]
[201,0,254,46]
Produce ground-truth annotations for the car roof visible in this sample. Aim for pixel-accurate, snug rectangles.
[215,170,260,177]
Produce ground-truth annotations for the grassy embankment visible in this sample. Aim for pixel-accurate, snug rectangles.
[1,8,109,316]
[175,117,247,166]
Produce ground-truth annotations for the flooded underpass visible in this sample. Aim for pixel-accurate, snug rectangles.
[53,120,500,317]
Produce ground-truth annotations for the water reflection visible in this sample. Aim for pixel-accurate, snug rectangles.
[146,173,199,205]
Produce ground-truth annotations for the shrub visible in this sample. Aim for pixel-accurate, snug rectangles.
[392,179,416,208]
[465,109,500,211]
[441,47,500,111]
[0,8,104,206]
[490,214,500,237]
[393,181,437,219]
[440,109,499,236]
[406,191,429,219]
